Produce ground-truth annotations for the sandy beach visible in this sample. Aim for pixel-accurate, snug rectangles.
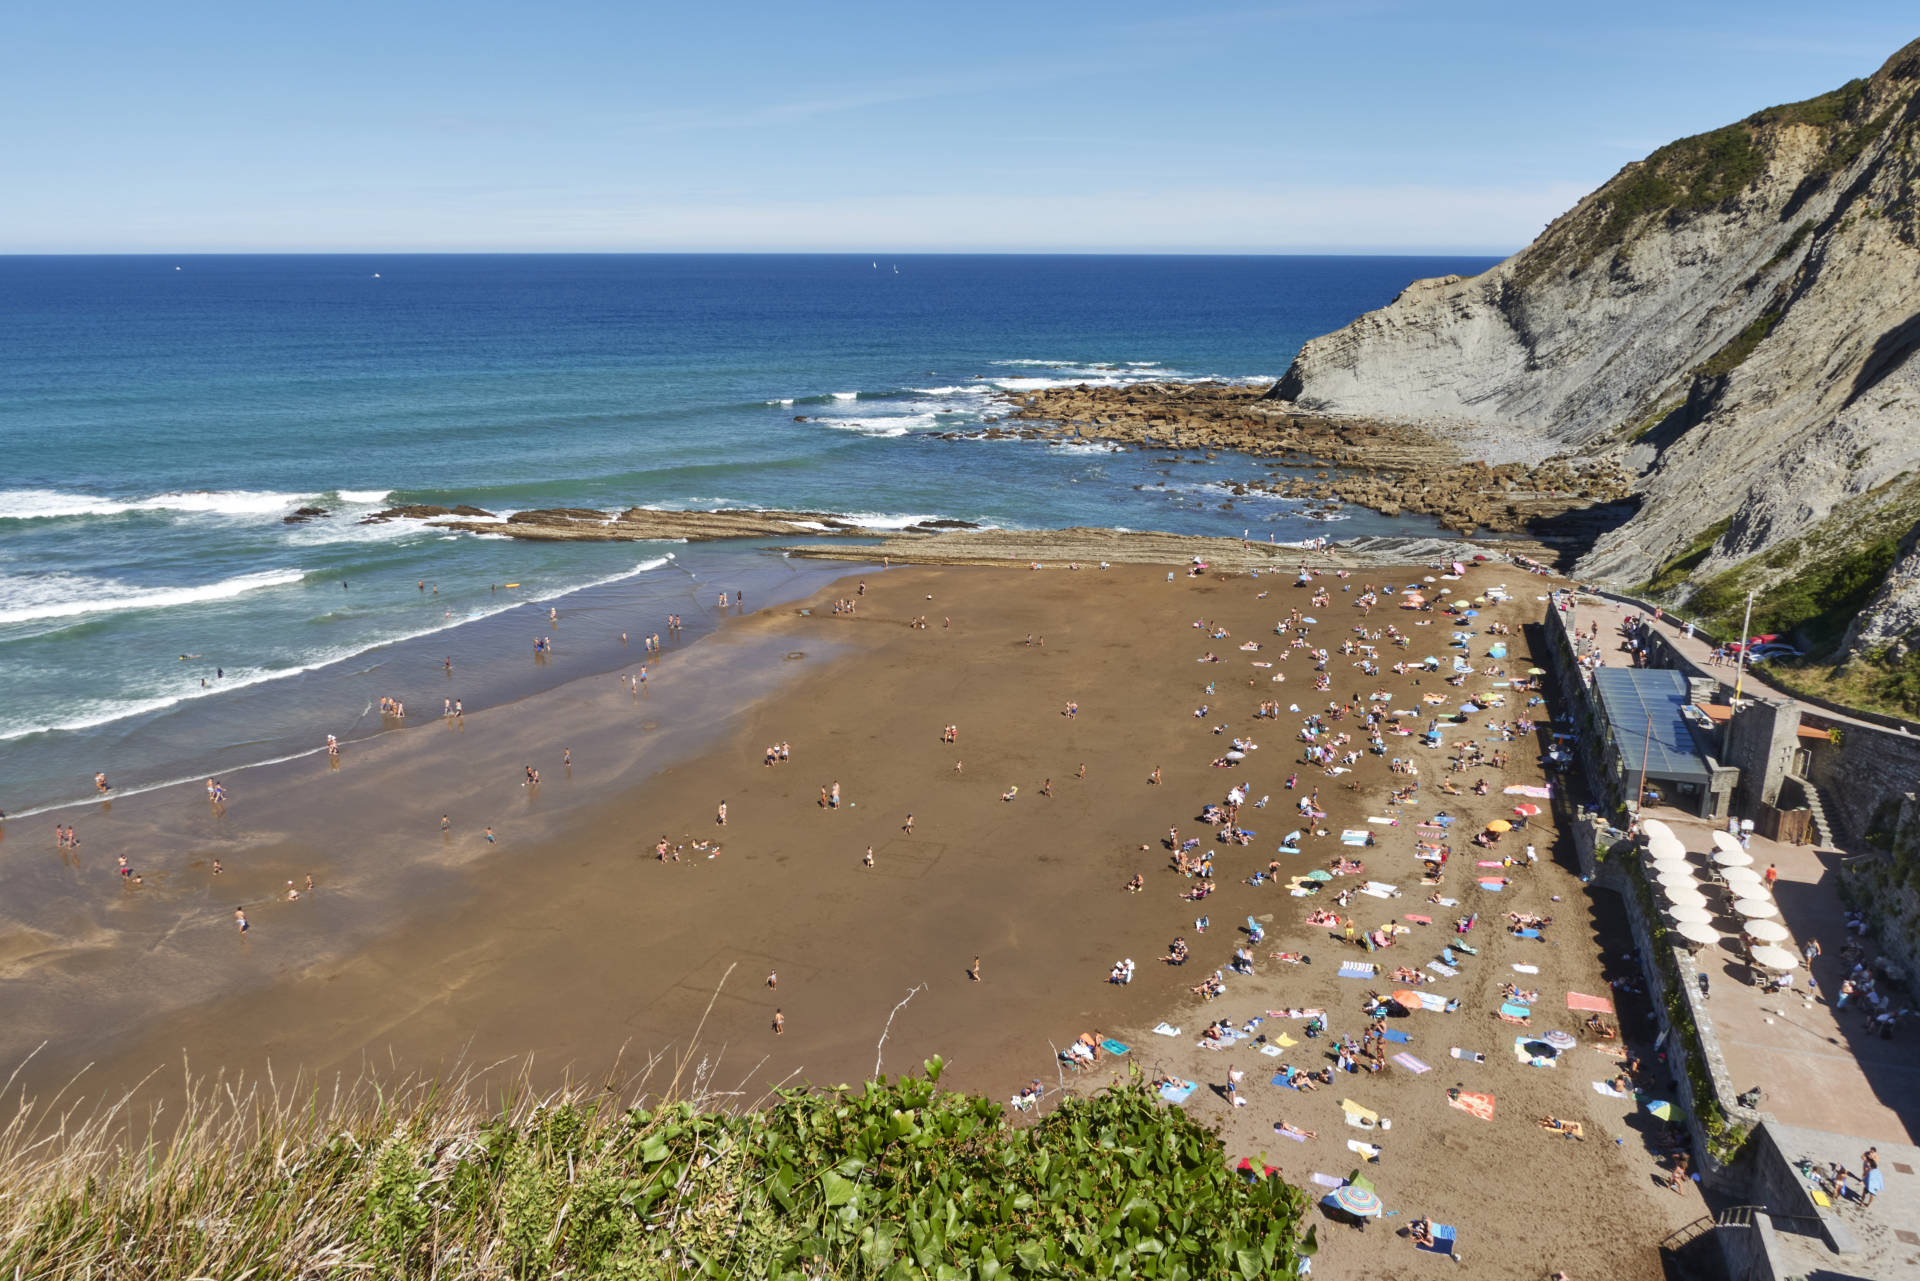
[2,550,1697,1277]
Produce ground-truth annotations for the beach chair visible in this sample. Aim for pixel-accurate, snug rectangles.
[1416,1224,1458,1258]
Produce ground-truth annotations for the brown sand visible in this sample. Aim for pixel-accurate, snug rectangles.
[3,557,1692,1276]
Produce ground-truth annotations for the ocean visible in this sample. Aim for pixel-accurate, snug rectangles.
[0,253,1497,814]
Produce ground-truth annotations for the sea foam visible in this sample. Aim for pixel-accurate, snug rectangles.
[0,568,307,626]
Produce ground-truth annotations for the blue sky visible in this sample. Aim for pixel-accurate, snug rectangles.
[4,2,1913,253]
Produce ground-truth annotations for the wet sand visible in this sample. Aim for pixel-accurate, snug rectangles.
[3,554,1691,1277]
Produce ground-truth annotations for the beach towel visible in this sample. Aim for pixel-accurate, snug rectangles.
[1449,1047,1485,1063]
[1274,1032,1299,1048]
[1499,1002,1532,1021]
[1591,1081,1630,1099]
[1567,992,1616,1014]
[1383,1029,1411,1044]
[1340,1099,1378,1123]
[1260,1044,1284,1057]
[1360,882,1399,899]
[1511,964,1540,975]
[1434,896,1459,907]
[1310,1172,1344,1189]
[1478,879,1507,891]
[1392,1053,1431,1074]
[1158,1081,1197,1104]
[1405,913,1432,925]
[1417,1224,1459,1257]
[1514,1037,1559,1068]
[1413,992,1451,1013]
[1338,962,1377,979]
[1513,927,1541,940]
[1101,1039,1130,1056]
[1476,860,1504,868]
[1270,1073,1298,1089]
[1340,829,1370,846]
[1266,1008,1327,1019]
[1347,1140,1382,1161]
[1427,961,1458,978]
[1416,825,1446,838]
[1275,1126,1309,1142]
[1367,816,1396,825]
[1448,1091,1495,1121]
[1504,785,1552,798]
[1153,1023,1182,1037]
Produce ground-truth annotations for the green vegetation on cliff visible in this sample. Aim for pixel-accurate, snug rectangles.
[0,1060,1311,1280]
[1535,69,1907,280]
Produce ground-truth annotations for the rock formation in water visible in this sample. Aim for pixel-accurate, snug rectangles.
[1272,38,1920,683]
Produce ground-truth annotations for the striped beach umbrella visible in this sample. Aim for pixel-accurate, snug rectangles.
[1327,1185,1383,1218]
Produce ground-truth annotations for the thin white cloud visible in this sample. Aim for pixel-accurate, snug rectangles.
[4,180,1589,254]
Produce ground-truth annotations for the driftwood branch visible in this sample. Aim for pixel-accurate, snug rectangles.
[872,983,927,1081]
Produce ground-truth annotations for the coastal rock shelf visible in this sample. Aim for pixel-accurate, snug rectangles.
[395,507,980,542]
[989,381,1631,540]
[784,525,1526,570]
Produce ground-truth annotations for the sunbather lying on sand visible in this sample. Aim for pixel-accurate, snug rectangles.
[1538,1116,1584,1140]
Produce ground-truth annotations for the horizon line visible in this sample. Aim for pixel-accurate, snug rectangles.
[0,247,1517,259]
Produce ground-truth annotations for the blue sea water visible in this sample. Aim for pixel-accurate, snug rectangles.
[0,254,1496,813]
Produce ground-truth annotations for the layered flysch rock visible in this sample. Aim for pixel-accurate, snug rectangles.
[1271,38,1920,665]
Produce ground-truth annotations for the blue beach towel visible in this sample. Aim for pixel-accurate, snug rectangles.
[1500,1003,1532,1020]
[1159,1081,1197,1104]
[1514,927,1542,939]
[1271,1072,1298,1089]
[1339,962,1377,979]
[1101,1039,1130,1057]
[1383,1029,1411,1045]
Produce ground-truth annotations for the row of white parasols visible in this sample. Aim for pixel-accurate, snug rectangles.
[1641,819,1800,972]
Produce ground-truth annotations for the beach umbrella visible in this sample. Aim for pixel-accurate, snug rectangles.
[1647,832,1687,860]
[1487,819,1512,833]
[1733,897,1779,919]
[1327,1185,1383,1218]
[1646,1100,1678,1121]
[1655,869,1698,890]
[1302,616,1318,624]
[1712,848,1754,868]
[1648,858,1694,877]
[1667,903,1715,924]
[1528,666,1545,675]
[1742,919,1791,943]
[1225,750,1247,761]
[1712,830,1745,857]
[1306,868,1332,881]
[1673,920,1722,946]
[1542,1030,1578,1051]
[1720,866,1764,889]
[1641,818,1674,842]
[1424,576,1437,583]
[1513,803,1542,817]
[1664,886,1710,909]
[1750,944,1799,971]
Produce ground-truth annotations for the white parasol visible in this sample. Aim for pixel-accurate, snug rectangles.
[1741,919,1792,943]
[1749,944,1799,971]
[1648,858,1695,878]
[1733,897,1779,919]
[1664,885,1710,909]
[1655,869,1699,891]
[1711,847,1754,868]
[1711,830,1745,857]
[1667,904,1715,924]
[1720,866,1765,890]
[1674,920,1722,946]
[1646,827,1684,852]
[1641,818,1675,842]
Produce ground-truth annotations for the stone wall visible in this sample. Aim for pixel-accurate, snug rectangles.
[1744,1122,1860,1255]
[1806,719,1920,846]
[1714,1214,1788,1281]
[1724,698,1800,813]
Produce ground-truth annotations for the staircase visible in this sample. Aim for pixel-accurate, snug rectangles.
[1789,774,1836,847]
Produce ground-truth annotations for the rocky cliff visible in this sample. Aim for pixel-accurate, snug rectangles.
[1272,38,1920,680]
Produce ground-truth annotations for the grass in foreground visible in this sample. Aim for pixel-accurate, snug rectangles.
[0,1054,1310,1279]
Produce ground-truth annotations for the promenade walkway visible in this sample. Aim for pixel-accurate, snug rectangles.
[1563,597,1887,733]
